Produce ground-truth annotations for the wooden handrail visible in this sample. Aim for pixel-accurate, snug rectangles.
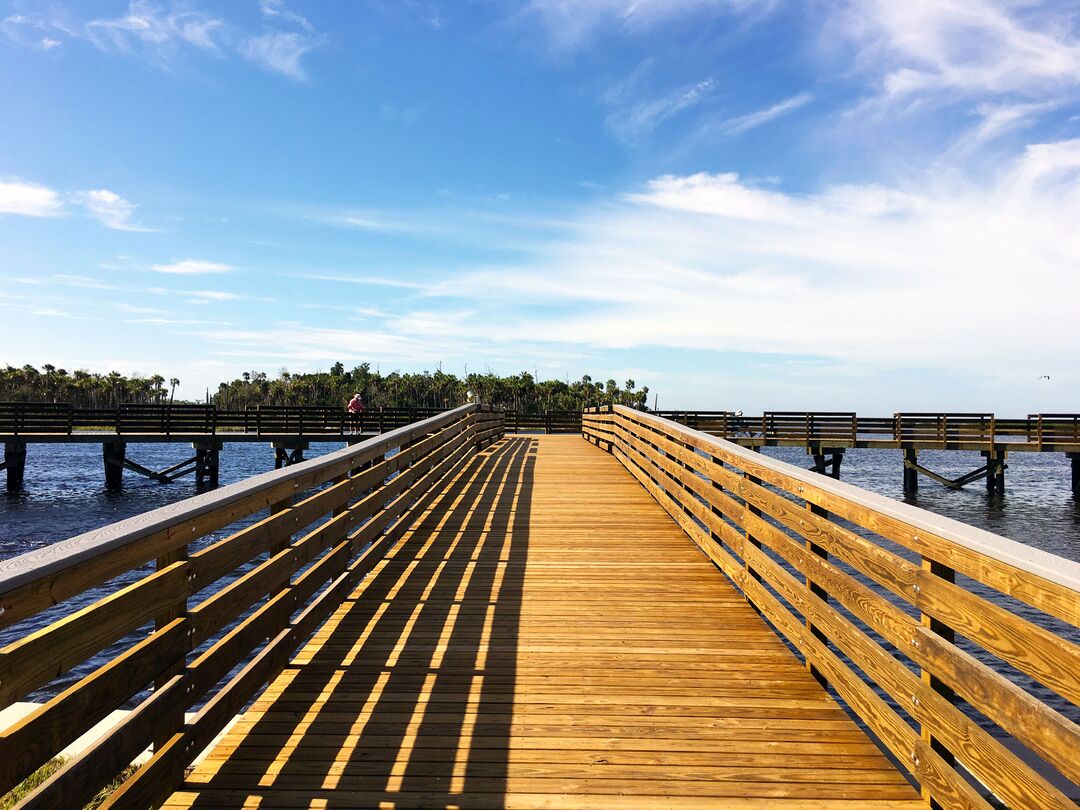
[583,405,1080,810]
[0,405,505,808]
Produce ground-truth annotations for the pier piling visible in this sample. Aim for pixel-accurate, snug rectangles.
[102,441,126,490]
[983,449,1006,496]
[3,440,26,493]
[903,448,919,494]
[810,447,844,479]
[193,441,220,488]
[1069,452,1080,499]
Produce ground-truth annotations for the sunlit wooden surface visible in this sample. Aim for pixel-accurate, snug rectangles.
[165,435,920,809]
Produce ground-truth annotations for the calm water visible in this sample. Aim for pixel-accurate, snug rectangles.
[1,439,1078,732]
[6,441,1076,560]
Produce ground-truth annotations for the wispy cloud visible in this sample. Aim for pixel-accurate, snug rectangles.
[522,0,770,51]
[296,273,433,291]
[86,0,224,57]
[258,0,314,32]
[71,188,155,232]
[606,78,716,143]
[241,30,323,80]
[347,140,1079,377]
[149,259,233,275]
[1,14,69,50]
[0,179,64,217]
[10,1,325,80]
[834,1,1080,103]
[708,92,813,137]
[187,289,243,301]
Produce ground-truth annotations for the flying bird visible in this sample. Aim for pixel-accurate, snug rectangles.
[1038,375,1051,380]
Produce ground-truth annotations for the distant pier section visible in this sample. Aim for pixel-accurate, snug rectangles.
[653,410,1080,496]
[3,403,1079,495]
[0,403,583,491]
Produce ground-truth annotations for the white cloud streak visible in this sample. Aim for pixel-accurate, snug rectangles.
[0,179,64,217]
[524,0,770,50]
[149,259,233,275]
[606,78,716,143]
[711,92,813,136]
[241,30,323,80]
[8,1,325,80]
[70,188,155,232]
[86,0,224,55]
[834,0,1080,102]
[395,139,1080,376]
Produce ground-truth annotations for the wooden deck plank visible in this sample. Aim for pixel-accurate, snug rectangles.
[170,435,920,808]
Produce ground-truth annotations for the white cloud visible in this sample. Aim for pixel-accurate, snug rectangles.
[397,139,1080,377]
[71,188,154,232]
[296,273,432,291]
[11,1,325,80]
[606,78,716,143]
[87,1,224,55]
[524,0,770,50]
[834,1,1080,102]
[149,259,233,275]
[188,290,242,301]
[709,92,813,136]
[258,0,314,33]
[242,31,323,80]
[1,13,71,49]
[0,179,64,217]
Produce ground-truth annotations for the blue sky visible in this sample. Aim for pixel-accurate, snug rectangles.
[2,0,1079,412]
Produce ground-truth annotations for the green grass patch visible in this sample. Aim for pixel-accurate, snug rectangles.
[1,758,138,809]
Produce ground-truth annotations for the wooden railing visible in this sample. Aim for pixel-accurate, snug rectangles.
[584,405,1080,810]
[0,403,583,436]
[0,405,503,808]
[651,410,1080,448]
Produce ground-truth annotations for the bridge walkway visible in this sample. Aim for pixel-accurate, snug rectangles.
[164,435,920,809]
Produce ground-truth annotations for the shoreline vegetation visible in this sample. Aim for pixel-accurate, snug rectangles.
[1,363,649,413]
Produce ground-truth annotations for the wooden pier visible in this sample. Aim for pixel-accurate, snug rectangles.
[0,404,583,492]
[0,405,1077,808]
[4,403,1079,495]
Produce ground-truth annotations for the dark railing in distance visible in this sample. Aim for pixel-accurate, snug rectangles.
[651,410,1080,449]
[4,403,1079,446]
[0,403,584,436]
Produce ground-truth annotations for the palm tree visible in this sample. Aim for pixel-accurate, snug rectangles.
[169,378,180,404]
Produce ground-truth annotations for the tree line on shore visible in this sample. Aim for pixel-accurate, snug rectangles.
[1,363,649,414]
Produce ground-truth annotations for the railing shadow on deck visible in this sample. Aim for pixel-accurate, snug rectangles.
[0,404,506,808]
[194,437,536,807]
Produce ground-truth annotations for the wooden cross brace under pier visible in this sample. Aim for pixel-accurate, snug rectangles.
[102,441,222,490]
[808,447,845,479]
[902,448,1007,494]
[272,439,309,469]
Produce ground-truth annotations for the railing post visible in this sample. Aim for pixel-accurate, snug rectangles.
[804,498,829,688]
[710,455,725,549]
[742,469,763,615]
[153,542,188,751]
[918,557,956,810]
[4,440,27,493]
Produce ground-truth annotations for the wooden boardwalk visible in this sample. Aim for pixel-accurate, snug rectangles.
[165,435,920,809]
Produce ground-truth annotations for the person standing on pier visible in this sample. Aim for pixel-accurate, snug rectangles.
[347,392,364,433]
